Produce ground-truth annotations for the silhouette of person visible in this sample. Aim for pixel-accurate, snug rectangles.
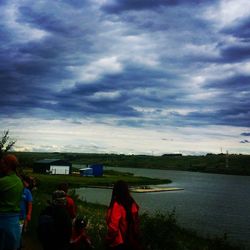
[20,175,33,233]
[57,182,77,220]
[0,154,23,250]
[105,180,142,250]
[37,190,72,250]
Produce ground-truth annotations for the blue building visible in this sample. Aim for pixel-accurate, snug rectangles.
[89,164,103,177]
[79,164,103,177]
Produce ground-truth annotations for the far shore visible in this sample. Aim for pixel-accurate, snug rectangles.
[76,184,184,193]
[15,151,250,176]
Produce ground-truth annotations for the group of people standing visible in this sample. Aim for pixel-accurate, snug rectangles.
[0,154,142,250]
[38,180,142,250]
[37,185,91,250]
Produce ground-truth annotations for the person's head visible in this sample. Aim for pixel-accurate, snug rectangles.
[112,180,130,201]
[52,190,67,206]
[110,180,135,222]
[21,175,32,188]
[57,182,69,193]
[110,180,134,207]
[0,154,19,175]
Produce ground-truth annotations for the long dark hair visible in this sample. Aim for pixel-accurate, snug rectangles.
[109,180,135,223]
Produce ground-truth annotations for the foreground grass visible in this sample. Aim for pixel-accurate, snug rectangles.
[22,171,244,250]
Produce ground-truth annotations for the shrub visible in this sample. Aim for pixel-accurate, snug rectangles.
[140,210,180,250]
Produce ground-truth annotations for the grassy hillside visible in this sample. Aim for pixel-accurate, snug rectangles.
[15,151,250,175]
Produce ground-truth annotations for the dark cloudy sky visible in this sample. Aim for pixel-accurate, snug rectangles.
[1,0,250,155]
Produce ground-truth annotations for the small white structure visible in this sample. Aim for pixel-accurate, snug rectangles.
[33,159,72,175]
[50,165,70,175]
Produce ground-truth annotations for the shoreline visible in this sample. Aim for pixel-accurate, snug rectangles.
[77,185,184,193]
[131,186,184,193]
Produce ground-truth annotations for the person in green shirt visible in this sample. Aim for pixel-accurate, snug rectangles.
[0,154,23,250]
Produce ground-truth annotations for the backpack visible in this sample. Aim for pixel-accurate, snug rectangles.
[37,213,56,244]
[37,204,72,250]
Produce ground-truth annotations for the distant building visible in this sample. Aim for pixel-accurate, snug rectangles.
[79,164,103,177]
[90,164,103,176]
[79,167,93,176]
[33,159,72,175]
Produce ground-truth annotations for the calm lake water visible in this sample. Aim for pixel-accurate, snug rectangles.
[74,167,250,248]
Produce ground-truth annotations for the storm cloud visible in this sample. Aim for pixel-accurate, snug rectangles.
[1,0,249,154]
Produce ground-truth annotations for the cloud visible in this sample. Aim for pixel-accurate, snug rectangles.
[204,0,250,28]
[219,44,250,62]
[101,0,216,14]
[76,56,123,82]
[205,75,250,91]
[240,140,249,144]
[0,0,250,154]
[222,17,250,40]
[101,0,176,13]
[241,132,250,136]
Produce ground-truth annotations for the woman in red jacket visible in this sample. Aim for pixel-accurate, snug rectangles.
[105,180,142,250]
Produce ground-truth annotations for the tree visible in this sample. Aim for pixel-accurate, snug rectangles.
[0,130,16,158]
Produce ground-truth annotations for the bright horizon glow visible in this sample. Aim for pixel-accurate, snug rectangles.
[2,118,249,156]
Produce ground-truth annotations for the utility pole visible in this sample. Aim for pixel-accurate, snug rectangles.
[226,150,229,168]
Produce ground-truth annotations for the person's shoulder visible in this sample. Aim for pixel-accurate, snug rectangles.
[13,173,23,184]
[113,201,126,213]
[132,201,139,212]
[66,195,75,203]
[113,201,121,207]
[24,187,31,193]
[24,187,33,200]
[2,172,22,184]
